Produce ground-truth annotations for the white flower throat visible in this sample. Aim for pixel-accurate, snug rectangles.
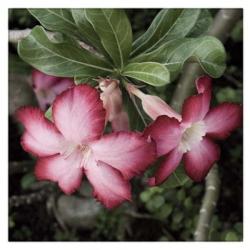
[61,142,92,168]
[179,121,206,153]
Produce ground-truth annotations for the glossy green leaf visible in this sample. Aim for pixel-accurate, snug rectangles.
[18,26,113,78]
[85,9,132,68]
[132,9,201,56]
[71,9,107,54]
[123,62,170,86]
[160,165,190,189]
[188,9,212,37]
[132,36,226,79]
[29,9,81,39]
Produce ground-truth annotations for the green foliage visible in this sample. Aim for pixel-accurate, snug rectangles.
[18,8,226,87]
[85,9,132,68]
[230,20,243,42]
[123,62,170,86]
[216,87,242,103]
[131,9,201,56]
[18,26,112,78]
[187,9,212,37]
[132,36,226,79]
[21,172,36,190]
[160,165,190,189]
[29,9,81,39]
[71,9,107,54]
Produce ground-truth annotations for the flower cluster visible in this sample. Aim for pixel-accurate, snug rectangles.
[17,76,242,208]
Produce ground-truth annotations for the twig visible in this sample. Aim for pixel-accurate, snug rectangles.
[9,184,54,209]
[169,9,242,241]
[194,165,220,241]
[9,29,54,43]
[9,160,34,175]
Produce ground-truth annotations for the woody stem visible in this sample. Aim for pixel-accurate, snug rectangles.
[170,9,242,241]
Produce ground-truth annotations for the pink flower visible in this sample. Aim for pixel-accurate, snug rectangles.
[31,70,74,110]
[127,77,242,184]
[98,78,130,131]
[16,85,155,208]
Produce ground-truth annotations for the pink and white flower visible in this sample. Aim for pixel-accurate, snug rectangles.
[98,78,130,131]
[16,85,155,208]
[127,77,242,184]
[31,70,74,110]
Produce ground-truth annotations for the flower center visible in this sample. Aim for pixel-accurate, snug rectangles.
[179,121,206,153]
[61,142,92,168]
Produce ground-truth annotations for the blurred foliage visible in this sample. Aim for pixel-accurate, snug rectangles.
[9,9,243,241]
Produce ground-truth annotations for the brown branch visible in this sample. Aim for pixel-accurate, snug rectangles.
[169,9,242,241]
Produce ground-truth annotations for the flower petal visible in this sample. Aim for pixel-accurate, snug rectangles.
[144,116,182,157]
[90,132,156,180]
[32,70,73,110]
[52,85,105,144]
[84,157,131,209]
[183,137,220,182]
[16,107,64,157]
[148,147,183,186]
[35,152,83,194]
[204,103,242,140]
[126,83,181,121]
[182,76,212,124]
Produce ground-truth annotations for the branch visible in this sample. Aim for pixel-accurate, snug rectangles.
[194,165,220,240]
[169,9,242,241]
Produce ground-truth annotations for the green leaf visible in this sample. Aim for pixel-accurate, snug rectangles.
[21,173,36,190]
[18,26,113,78]
[225,231,239,241]
[29,9,81,39]
[71,9,107,54]
[132,9,201,56]
[85,9,132,68]
[155,204,173,219]
[187,9,212,37]
[132,36,226,79]
[160,165,190,189]
[123,62,170,86]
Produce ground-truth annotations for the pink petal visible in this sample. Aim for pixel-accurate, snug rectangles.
[52,85,105,144]
[35,152,83,194]
[126,83,181,121]
[90,132,156,180]
[32,70,73,110]
[182,76,212,124]
[144,116,182,157]
[16,107,64,157]
[84,157,131,209]
[148,147,183,186]
[183,137,220,182]
[111,111,130,132]
[204,103,242,140]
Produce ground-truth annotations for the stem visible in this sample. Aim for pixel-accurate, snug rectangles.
[169,9,242,241]
[194,165,220,241]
